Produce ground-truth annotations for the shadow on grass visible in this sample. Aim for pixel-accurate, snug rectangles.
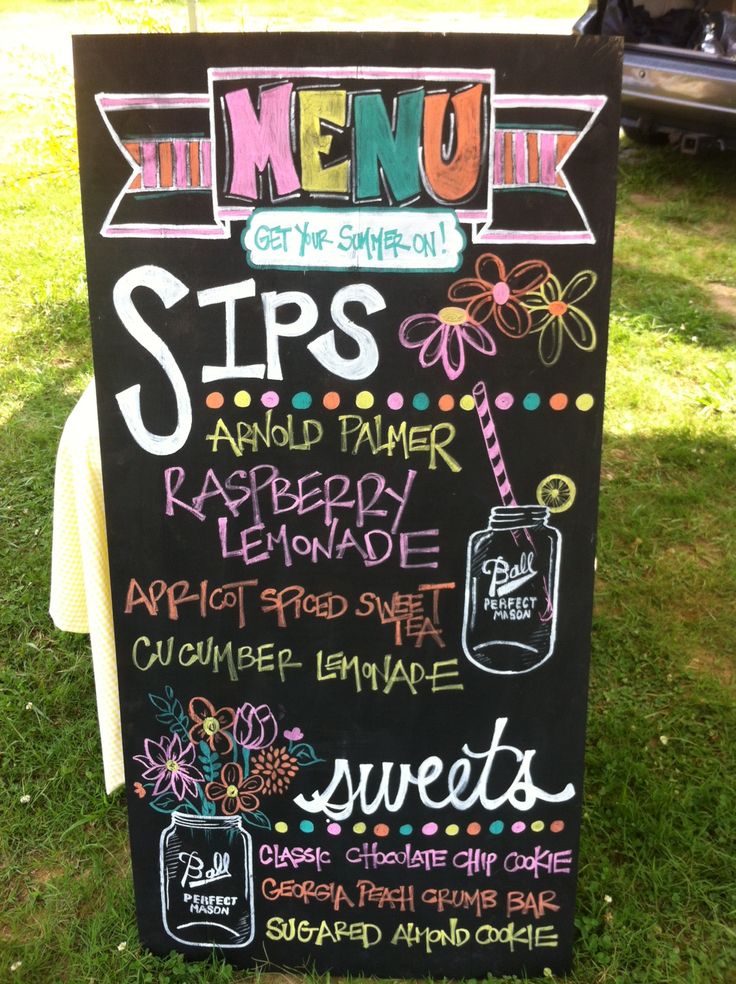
[613,144,736,351]
[610,266,735,351]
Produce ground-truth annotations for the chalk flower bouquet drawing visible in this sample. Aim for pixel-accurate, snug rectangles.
[134,688,322,828]
[399,252,597,370]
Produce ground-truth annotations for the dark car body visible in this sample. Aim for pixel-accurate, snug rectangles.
[574,1,736,150]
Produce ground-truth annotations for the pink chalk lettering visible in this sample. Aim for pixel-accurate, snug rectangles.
[225,82,300,200]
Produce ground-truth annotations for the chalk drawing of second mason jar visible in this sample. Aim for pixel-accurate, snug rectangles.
[462,505,561,674]
[160,812,254,947]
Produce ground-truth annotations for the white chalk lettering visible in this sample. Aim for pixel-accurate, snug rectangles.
[293,717,575,820]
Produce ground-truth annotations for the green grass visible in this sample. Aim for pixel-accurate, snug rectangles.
[0,0,583,29]
[1,3,735,982]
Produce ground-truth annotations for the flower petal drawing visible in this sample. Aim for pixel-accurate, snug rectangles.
[462,320,496,355]
[399,312,442,348]
[448,252,550,338]
[506,258,551,295]
[496,298,532,338]
[564,269,596,305]
[538,319,565,367]
[564,306,597,350]
[420,322,451,370]
[442,324,465,378]
[476,252,506,286]
[399,306,495,380]
[446,278,494,325]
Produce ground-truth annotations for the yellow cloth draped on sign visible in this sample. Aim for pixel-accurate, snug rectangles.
[50,381,124,794]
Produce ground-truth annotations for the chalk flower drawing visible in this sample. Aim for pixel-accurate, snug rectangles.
[525,270,598,366]
[252,746,300,795]
[205,762,264,815]
[399,306,496,380]
[448,253,551,338]
[399,254,598,370]
[135,686,322,828]
[133,734,205,801]
[188,696,235,755]
[233,701,278,750]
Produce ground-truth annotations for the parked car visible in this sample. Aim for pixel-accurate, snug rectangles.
[574,0,736,151]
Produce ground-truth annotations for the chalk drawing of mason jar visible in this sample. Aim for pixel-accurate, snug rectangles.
[160,812,254,948]
[462,505,561,674]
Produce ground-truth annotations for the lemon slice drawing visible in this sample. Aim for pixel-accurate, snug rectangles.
[536,474,576,513]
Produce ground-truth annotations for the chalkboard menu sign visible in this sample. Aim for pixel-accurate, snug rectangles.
[73,32,621,977]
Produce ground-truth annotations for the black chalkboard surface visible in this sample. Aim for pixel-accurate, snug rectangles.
[73,32,621,977]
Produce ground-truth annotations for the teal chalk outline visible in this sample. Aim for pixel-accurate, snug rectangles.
[493,186,569,197]
[240,206,466,274]
[132,190,211,201]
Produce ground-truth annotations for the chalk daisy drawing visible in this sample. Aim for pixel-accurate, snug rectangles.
[398,253,597,371]
[525,270,598,366]
[399,306,496,380]
[448,253,551,338]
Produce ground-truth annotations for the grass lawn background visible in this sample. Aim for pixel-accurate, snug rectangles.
[1,3,734,982]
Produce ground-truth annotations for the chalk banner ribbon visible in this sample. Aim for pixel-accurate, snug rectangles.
[242,209,466,272]
[96,69,606,251]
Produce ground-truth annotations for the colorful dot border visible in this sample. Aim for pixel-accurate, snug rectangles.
[271,819,566,836]
[204,390,595,413]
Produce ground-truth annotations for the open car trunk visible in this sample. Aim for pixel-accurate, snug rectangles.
[599,0,736,56]
[577,0,736,148]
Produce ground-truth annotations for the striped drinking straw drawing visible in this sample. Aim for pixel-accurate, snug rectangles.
[472,381,517,507]
[471,379,555,625]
